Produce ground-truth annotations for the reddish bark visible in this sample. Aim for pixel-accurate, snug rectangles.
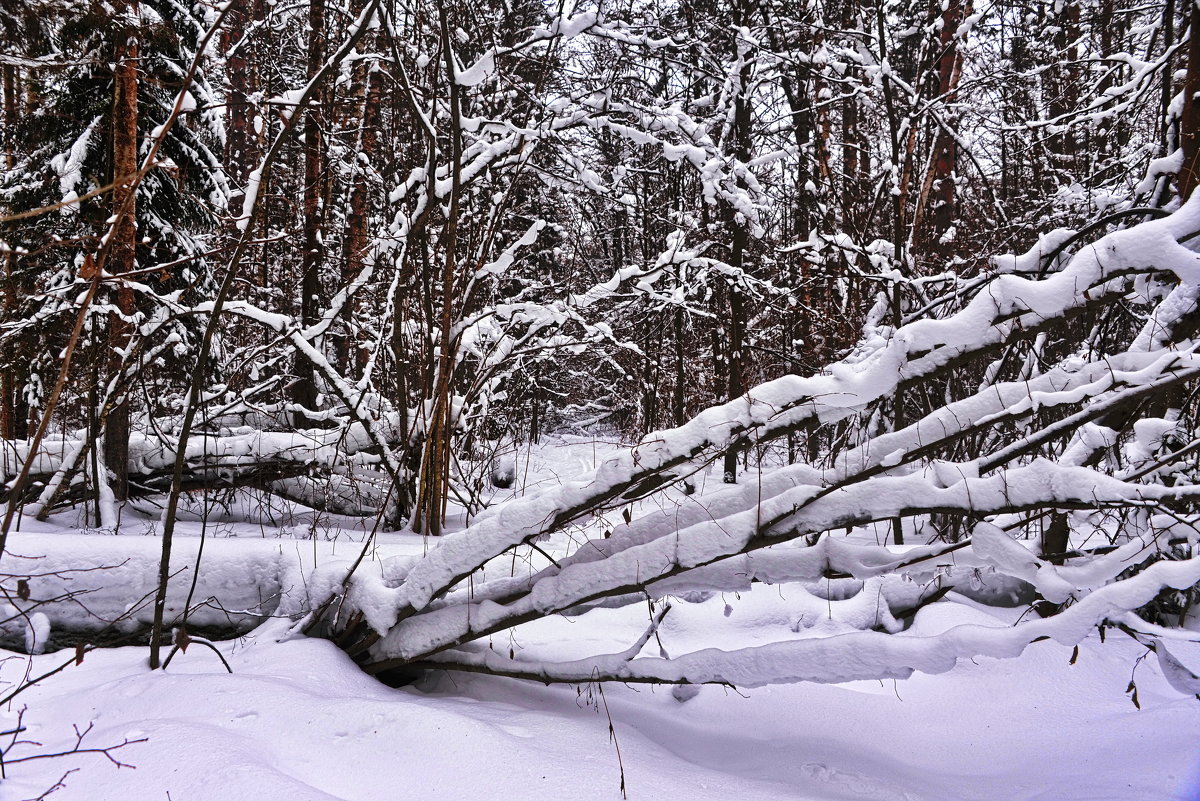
[105,1,140,501]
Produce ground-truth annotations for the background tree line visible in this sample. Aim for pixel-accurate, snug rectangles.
[0,0,1196,538]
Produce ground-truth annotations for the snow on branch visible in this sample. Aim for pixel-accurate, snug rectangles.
[382,199,1200,621]
[400,553,1200,687]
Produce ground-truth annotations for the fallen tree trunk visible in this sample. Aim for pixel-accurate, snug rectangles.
[0,531,415,654]
[0,417,404,516]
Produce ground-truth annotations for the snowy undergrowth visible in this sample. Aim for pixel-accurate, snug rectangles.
[1,436,1199,799]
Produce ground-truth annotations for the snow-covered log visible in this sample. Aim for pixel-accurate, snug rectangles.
[0,531,410,653]
[0,418,405,515]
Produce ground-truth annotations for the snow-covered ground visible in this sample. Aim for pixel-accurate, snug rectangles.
[3,620,1197,800]
[2,436,1199,801]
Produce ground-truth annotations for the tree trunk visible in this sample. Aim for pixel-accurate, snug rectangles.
[672,306,686,427]
[1045,0,1081,190]
[105,1,140,504]
[722,0,753,484]
[339,35,384,378]
[1,63,27,441]
[413,9,465,536]
[911,0,968,258]
[294,0,326,426]
[221,0,256,185]
[1180,0,1200,198]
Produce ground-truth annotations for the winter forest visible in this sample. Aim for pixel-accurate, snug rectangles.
[1,0,1200,796]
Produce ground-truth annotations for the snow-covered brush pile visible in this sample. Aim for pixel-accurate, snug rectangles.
[302,199,1200,689]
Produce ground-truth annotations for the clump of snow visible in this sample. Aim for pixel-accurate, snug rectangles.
[24,612,50,655]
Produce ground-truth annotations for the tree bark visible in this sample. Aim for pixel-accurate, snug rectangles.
[105,0,140,504]
[294,0,326,426]
[722,0,753,484]
[413,8,465,536]
[1044,0,1081,190]
[339,32,384,378]
[1,63,27,441]
[1180,0,1200,198]
[911,0,968,257]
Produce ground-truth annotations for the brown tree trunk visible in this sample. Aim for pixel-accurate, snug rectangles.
[1155,0,1178,207]
[339,39,384,378]
[1045,0,1081,190]
[105,1,140,503]
[221,0,270,300]
[220,0,265,186]
[722,0,753,484]
[911,0,968,258]
[1,64,27,441]
[813,24,832,227]
[2,66,13,172]
[294,0,326,426]
[413,9,465,536]
[756,0,819,388]
[672,306,686,427]
[841,81,864,233]
[221,2,247,183]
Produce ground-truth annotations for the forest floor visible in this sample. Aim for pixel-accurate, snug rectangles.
[1,436,1198,801]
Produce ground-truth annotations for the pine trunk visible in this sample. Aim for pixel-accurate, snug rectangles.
[105,1,140,504]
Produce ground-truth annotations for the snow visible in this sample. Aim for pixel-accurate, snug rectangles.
[51,116,103,201]
[348,198,1200,649]
[454,50,495,87]
[5,4,1200,796]
[1,439,1198,799]
[236,167,262,231]
[2,601,1197,800]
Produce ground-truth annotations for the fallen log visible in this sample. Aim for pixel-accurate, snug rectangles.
[0,530,416,655]
[0,420,402,516]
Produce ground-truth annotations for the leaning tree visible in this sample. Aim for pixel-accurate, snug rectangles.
[0,0,1197,696]
[306,198,1200,687]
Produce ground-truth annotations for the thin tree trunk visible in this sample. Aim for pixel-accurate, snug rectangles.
[294,0,326,426]
[723,0,753,484]
[911,0,969,255]
[1180,0,1200,197]
[1,65,13,173]
[339,39,384,378]
[1154,0,1178,206]
[672,306,686,427]
[414,8,465,536]
[1045,0,1081,189]
[221,1,254,184]
[1,64,27,441]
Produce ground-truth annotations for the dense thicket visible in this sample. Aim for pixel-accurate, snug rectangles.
[1,0,1191,525]
[1,0,1199,682]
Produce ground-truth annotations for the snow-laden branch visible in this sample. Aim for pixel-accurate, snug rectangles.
[382,200,1200,621]
[364,459,1200,662]
[0,413,406,498]
[390,347,1198,635]
[402,553,1200,687]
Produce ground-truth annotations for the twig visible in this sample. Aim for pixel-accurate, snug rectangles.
[161,632,233,674]
[596,679,627,800]
[3,722,146,768]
